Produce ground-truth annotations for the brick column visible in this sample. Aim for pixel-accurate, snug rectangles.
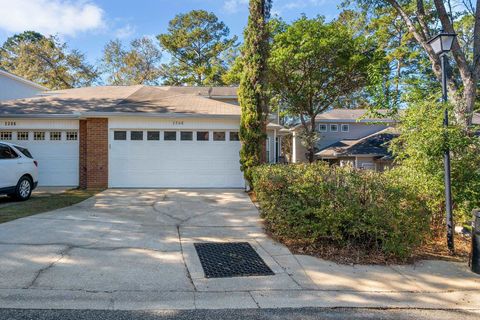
[79,118,108,189]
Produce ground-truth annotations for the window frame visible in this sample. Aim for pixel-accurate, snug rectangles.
[229,131,240,141]
[34,132,45,141]
[164,131,177,141]
[66,131,78,141]
[341,124,349,132]
[130,131,144,141]
[147,131,160,141]
[180,131,193,141]
[318,124,328,132]
[0,131,12,141]
[213,131,226,141]
[113,131,127,141]
[17,131,29,141]
[49,131,62,141]
[196,131,210,141]
[330,124,339,132]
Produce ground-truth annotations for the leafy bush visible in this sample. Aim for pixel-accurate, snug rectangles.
[390,100,480,228]
[251,162,430,260]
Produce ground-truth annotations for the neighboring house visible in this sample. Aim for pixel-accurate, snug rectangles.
[0,69,47,101]
[0,85,286,188]
[291,109,397,168]
[316,128,399,171]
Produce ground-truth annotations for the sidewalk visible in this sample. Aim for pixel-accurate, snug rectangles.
[0,189,478,311]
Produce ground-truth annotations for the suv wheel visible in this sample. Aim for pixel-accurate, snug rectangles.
[15,176,33,201]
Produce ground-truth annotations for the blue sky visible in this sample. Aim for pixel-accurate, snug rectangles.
[0,0,342,64]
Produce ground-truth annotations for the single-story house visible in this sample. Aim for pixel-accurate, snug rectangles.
[0,69,47,101]
[0,85,287,189]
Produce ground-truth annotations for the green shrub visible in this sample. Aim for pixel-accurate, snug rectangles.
[251,162,430,260]
[390,100,480,226]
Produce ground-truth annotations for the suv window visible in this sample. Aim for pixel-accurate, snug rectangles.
[14,145,33,159]
[0,144,18,159]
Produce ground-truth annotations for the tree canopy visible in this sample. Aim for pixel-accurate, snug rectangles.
[157,10,238,86]
[101,37,163,85]
[268,16,380,162]
[0,31,98,89]
[343,0,480,127]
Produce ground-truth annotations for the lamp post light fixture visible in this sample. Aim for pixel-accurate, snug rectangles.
[427,31,457,253]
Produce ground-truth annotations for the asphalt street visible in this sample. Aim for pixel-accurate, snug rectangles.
[0,308,479,320]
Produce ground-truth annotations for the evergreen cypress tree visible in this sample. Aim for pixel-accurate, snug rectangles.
[239,0,272,187]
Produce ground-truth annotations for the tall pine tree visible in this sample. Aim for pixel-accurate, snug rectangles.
[239,0,272,187]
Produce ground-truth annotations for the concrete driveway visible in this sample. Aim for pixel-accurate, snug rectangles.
[0,189,479,311]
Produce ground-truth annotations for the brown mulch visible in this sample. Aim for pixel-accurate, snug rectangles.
[414,233,471,262]
[267,230,471,265]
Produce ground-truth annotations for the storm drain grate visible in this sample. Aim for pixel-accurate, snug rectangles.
[194,242,274,278]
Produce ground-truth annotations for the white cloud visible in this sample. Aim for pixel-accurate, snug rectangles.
[114,24,136,39]
[0,0,105,37]
[223,0,249,14]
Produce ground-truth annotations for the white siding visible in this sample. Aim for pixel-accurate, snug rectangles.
[0,74,44,100]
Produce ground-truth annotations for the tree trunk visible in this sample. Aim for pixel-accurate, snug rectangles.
[386,0,478,127]
[463,78,477,126]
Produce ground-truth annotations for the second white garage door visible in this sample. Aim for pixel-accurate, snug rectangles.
[109,129,245,188]
[6,130,79,186]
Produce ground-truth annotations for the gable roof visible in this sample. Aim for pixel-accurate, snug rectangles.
[316,127,399,158]
[0,85,241,118]
[156,86,238,97]
[0,69,48,90]
[315,109,396,123]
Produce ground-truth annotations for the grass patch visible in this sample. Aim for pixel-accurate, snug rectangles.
[0,189,101,224]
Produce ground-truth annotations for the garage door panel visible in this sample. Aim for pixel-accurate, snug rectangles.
[109,130,244,188]
[9,134,79,186]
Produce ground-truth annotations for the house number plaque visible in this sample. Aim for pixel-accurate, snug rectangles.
[4,121,16,126]
[173,120,184,125]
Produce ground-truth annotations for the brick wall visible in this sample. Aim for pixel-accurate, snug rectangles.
[79,118,108,189]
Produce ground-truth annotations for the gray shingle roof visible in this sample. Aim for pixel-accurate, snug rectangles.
[0,85,240,116]
[315,109,396,122]
[316,128,398,158]
[342,133,398,156]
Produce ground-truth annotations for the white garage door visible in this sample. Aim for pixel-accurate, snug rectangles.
[4,130,79,186]
[109,129,245,188]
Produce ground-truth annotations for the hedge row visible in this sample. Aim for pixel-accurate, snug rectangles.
[251,163,430,260]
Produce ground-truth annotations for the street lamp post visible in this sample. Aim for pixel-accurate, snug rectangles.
[427,31,457,253]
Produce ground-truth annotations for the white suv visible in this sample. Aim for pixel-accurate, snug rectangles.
[0,142,38,201]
